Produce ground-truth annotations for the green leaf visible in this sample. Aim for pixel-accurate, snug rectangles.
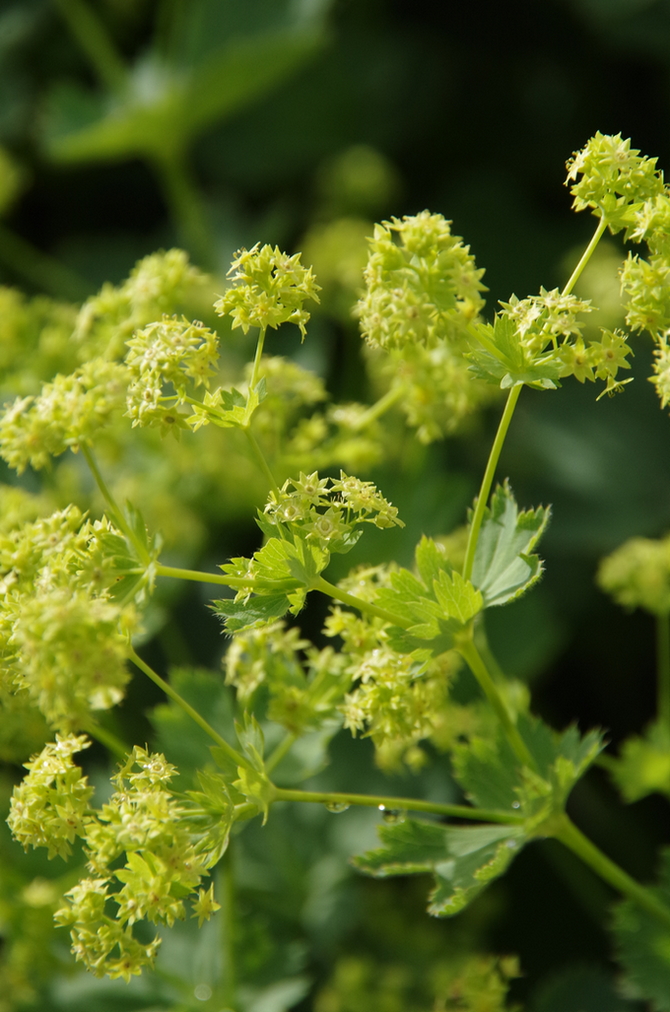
[44,22,325,165]
[452,715,604,823]
[353,818,526,917]
[471,481,550,607]
[213,592,292,633]
[609,720,670,803]
[614,849,670,1011]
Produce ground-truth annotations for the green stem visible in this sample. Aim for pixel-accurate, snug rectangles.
[249,326,267,395]
[243,427,280,498]
[561,216,608,297]
[458,639,536,770]
[81,718,128,760]
[54,0,127,92]
[0,222,88,300]
[152,152,216,271]
[154,562,301,593]
[128,647,252,771]
[554,813,670,929]
[81,444,149,563]
[266,732,297,773]
[658,613,670,730]
[314,574,410,628]
[219,848,236,1006]
[274,787,524,825]
[352,385,405,430]
[462,383,522,582]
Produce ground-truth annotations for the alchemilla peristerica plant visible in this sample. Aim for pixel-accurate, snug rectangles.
[4,132,670,1010]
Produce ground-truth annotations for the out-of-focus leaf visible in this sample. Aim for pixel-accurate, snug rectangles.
[614,849,670,1011]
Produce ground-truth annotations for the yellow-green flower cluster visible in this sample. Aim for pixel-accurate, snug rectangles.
[125,315,219,433]
[356,211,486,351]
[566,132,664,230]
[215,244,320,338]
[8,739,223,981]
[0,359,127,473]
[7,735,93,859]
[324,566,460,771]
[225,620,347,735]
[598,534,670,615]
[0,507,137,732]
[75,248,210,361]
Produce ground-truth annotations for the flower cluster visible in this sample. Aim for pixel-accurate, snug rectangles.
[324,566,461,770]
[598,534,670,615]
[7,735,93,859]
[74,248,210,362]
[0,506,137,732]
[263,470,403,549]
[0,286,78,394]
[356,211,486,351]
[8,739,224,981]
[566,132,664,230]
[215,244,320,338]
[226,620,347,735]
[0,359,127,473]
[125,315,219,433]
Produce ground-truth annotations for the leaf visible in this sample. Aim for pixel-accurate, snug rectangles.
[614,849,670,1011]
[44,17,325,165]
[609,720,670,803]
[433,570,483,624]
[452,715,604,822]
[353,818,526,917]
[213,592,292,633]
[471,481,550,607]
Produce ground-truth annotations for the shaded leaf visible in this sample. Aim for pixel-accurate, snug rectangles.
[614,849,670,1011]
[609,720,670,803]
[471,481,550,607]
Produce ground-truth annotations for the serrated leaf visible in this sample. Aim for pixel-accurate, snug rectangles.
[213,592,292,633]
[471,481,550,607]
[433,570,483,624]
[614,849,670,1011]
[415,535,453,586]
[353,818,526,917]
[452,715,604,822]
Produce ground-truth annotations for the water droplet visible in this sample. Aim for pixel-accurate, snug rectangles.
[194,983,213,1001]
[506,839,518,849]
[381,808,405,824]
[511,801,521,809]
[325,801,350,813]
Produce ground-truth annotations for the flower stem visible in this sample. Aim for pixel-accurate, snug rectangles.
[561,216,608,297]
[457,638,536,770]
[81,444,149,563]
[352,385,405,430]
[553,813,670,929]
[657,612,670,730]
[313,574,410,628]
[154,562,301,592]
[54,0,127,92]
[243,427,280,498]
[266,732,297,773]
[81,718,128,760]
[462,383,522,582]
[127,647,252,771]
[249,326,267,394]
[274,787,524,824]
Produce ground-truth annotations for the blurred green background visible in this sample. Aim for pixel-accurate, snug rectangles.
[2,0,670,1009]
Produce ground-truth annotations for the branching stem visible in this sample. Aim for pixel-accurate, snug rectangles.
[274,787,525,824]
[554,813,670,929]
[313,574,410,628]
[462,384,522,582]
[54,0,127,92]
[127,647,252,771]
[561,216,608,296]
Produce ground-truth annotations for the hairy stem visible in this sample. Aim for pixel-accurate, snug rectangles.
[274,788,524,825]
[243,427,280,498]
[54,0,127,92]
[154,562,301,592]
[561,216,608,297]
[554,813,670,929]
[314,574,410,628]
[128,647,252,771]
[658,613,670,730]
[462,383,522,582]
[248,326,268,394]
[457,639,536,770]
